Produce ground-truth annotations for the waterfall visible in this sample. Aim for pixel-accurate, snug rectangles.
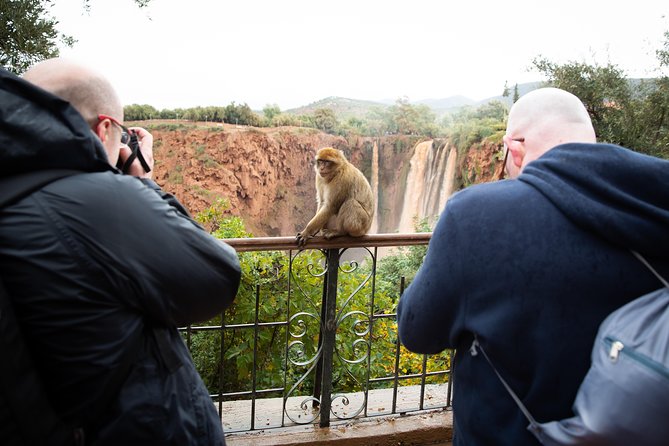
[398,141,431,233]
[397,140,458,233]
[440,145,458,209]
[371,140,379,234]
[422,142,449,217]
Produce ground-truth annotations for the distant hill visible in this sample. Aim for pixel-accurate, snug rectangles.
[414,95,477,115]
[284,82,546,121]
[475,81,546,108]
[285,97,389,120]
[280,78,661,122]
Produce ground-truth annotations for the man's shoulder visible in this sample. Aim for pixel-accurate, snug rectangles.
[38,171,162,215]
[447,179,533,212]
[49,170,148,193]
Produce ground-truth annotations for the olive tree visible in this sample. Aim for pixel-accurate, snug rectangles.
[1,0,150,74]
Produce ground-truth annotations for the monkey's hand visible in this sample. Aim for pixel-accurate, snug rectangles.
[296,232,311,248]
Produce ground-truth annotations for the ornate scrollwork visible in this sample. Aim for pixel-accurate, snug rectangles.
[331,392,366,419]
[289,249,327,313]
[336,311,370,365]
[328,247,375,420]
[287,312,321,367]
[283,249,327,424]
[283,357,322,424]
[284,245,378,425]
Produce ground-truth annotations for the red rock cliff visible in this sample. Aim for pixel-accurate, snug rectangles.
[148,122,501,236]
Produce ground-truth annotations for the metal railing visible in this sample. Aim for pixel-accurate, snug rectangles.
[180,233,453,433]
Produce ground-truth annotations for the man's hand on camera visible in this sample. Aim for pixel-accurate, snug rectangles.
[118,127,155,179]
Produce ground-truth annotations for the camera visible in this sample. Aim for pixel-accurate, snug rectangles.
[116,130,151,174]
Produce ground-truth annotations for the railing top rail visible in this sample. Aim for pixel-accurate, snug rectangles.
[221,232,432,252]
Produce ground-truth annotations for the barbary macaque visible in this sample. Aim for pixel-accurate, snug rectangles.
[296,147,374,247]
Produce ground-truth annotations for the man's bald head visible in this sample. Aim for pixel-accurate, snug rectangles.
[504,88,596,175]
[23,58,123,126]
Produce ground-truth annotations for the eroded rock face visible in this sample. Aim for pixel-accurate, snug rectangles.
[150,122,501,237]
[152,124,357,236]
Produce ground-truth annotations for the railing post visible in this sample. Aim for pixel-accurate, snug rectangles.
[318,247,340,427]
[312,281,327,408]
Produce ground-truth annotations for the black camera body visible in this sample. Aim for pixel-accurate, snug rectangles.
[116,131,151,174]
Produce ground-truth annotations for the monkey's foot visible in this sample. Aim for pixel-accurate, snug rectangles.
[321,229,343,240]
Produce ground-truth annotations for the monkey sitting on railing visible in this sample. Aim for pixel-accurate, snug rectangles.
[296,147,374,247]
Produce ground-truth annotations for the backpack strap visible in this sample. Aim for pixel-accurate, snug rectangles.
[473,251,669,444]
[632,251,669,288]
[469,337,541,429]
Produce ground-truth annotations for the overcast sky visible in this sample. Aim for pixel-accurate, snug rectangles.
[51,0,668,111]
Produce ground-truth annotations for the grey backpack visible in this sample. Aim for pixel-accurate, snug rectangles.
[472,251,669,446]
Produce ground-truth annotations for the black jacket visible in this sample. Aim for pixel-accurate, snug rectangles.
[398,143,669,445]
[0,69,241,444]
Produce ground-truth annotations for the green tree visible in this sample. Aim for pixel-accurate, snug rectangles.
[0,0,73,73]
[340,116,367,135]
[475,100,508,121]
[365,106,393,136]
[387,97,439,137]
[658,31,669,67]
[124,103,159,121]
[443,100,508,152]
[312,107,339,133]
[502,81,510,98]
[83,0,152,7]
[272,113,300,127]
[533,57,638,145]
[391,97,420,135]
[391,98,428,134]
[642,30,669,158]
[1,0,150,74]
[533,46,669,159]
[263,104,281,123]
[225,102,261,126]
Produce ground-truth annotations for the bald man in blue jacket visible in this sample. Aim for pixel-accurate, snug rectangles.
[397,88,669,445]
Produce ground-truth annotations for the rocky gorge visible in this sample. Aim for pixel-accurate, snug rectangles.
[146,121,503,237]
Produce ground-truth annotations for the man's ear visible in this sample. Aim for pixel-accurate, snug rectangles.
[509,144,524,168]
[502,135,525,169]
[94,120,111,143]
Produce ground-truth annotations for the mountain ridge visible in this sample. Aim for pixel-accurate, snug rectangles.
[284,82,545,119]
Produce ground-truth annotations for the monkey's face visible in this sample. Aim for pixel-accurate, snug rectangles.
[316,159,337,180]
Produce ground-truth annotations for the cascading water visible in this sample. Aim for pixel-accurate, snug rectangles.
[397,140,457,232]
[440,145,458,207]
[371,140,379,234]
[398,141,431,233]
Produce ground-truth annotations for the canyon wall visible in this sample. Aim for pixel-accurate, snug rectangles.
[148,122,502,236]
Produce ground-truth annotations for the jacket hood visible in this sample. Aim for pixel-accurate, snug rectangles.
[0,67,112,178]
[520,143,669,256]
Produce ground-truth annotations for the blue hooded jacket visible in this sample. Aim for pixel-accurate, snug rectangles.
[397,143,669,445]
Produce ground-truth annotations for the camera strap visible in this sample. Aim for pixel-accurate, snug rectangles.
[117,133,151,174]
